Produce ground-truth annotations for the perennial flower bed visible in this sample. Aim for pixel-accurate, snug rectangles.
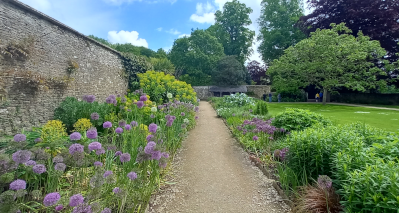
[0,78,199,212]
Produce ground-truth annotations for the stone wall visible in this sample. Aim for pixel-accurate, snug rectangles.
[0,0,127,135]
[194,85,271,100]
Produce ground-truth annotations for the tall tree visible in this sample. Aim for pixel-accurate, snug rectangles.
[214,0,255,64]
[247,60,268,85]
[212,56,247,86]
[257,0,306,64]
[299,0,399,62]
[268,23,393,104]
[169,29,225,86]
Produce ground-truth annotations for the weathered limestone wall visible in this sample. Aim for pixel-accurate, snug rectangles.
[0,0,127,135]
[194,85,271,100]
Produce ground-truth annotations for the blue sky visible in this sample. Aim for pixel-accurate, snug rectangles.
[19,0,310,63]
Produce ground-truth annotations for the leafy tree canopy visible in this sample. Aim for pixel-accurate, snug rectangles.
[214,0,255,64]
[257,0,306,64]
[212,55,247,86]
[150,57,175,75]
[247,60,268,85]
[269,23,394,104]
[169,29,225,86]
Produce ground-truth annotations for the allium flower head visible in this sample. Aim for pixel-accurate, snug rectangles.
[151,151,162,160]
[148,123,157,133]
[96,148,105,155]
[120,153,131,163]
[69,143,84,155]
[121,97,127,103]
[136,101,144,109]
[115,127,123,134]
[181,124,187,129]
[12,150,32,164]
[151,107,157,112]
[43,192,61,206]
[115,151,122,156]
[194,106,199,112]
[25,160,36,166]
[150,114,155,118]
[33,164,46,174]
[34,138,42,142]
[107,145,116,151]
[70,132,82,141]
[146,135,154,142]
[55,205,63,211]
[88,142,102,152]
[127,172,137,180]
[118,120,126,127]
[113,187,120,194]
[167,93,173,99]
[195,116,199,120]
[86,128,98,139]
[13,134,26,142]
[253,136,259,141]
[318,175,332,189]
[103,121,112,129]
[94,161,103,167]
[90,112,100,121]
[144,142,156,154]
[69,194,84,207]
[106,95,117,104]
[10,179,26,190]
[53,156,63,163]
[181,112,185,116]
[54,163,66,172]
[162,152,169,158]
[183,118,189,123]
[103,171,113,178]
[130,121,138,127]
[101,208,111,213]
[125,124,132,130]
[139,95,148,101]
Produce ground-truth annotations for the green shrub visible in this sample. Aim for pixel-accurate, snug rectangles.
[53,97,112,132]
[254,101,268,115]
[226,116,243,127]
[272,108,331,132]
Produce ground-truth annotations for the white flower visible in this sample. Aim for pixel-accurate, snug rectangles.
[151,107,157,112]
[167,93,173,99]
[183,118,189,123]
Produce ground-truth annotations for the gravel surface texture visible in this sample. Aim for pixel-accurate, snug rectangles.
[146,101,290,213]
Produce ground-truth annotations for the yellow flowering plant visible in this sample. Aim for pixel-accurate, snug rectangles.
[73,118,93,133]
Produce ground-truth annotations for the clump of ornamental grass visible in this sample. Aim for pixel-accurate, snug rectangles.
[292,175,342,213]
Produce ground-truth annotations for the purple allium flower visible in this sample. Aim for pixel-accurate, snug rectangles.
[25,160,36,166]
[101,208,111,213]
[53,156,63,163]
[12,150,32,164]
[136,101,144,109]
[103,121,112,128]
[144,142,156,154]
[121,97,127,103]
[72,204,92,213]
[151,151,162,160]
[148,123,157,133]
[146,135,154,142]
[113,187,120,194]
[106,95,116,104]
[94,161,103,167]
[162,152,169,158]
[280,128,286,132]
[120,153,131,163]
[83,95,96,103]
[69,194,84,207]
[54,163,66,172]
[181,124,187,129]
[107,145,117,151]
[253,136,259,141]
[43,192,61,206]
[181,112,185,116]
[195,116,199,120]
[125,124,132,130]
[139,95,147,102]
[115,151,122,156]
[103,171,113,178]
[35,138,42,142]
[118,120,126,127]
[86,128,98,139]
[55,205,63,211]
[166,120,174,127]
[318,175,332,189]
[70,132,82,141]
[150,114,155,119]
[127,172,137,180]
[130,121,138,127]
[232,113,236,116]
[249,109,253,113]
[279,148,289,161]
[194,106,199,112]
[88,142,102,152]
[33,164,46,174]
[13,134,26,142]
[9,179,26,190]
[69,143,84,155]
[115,127,123,134]
[96,148,105,155]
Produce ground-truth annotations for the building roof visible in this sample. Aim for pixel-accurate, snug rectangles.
[209,86,247,93]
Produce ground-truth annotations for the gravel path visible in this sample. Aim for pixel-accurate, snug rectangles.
[146,101,290,213]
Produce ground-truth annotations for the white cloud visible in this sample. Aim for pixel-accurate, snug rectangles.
[108,30,148,47]
[165,28,181,35]
[178,34,190,38]
[157,27,163,31]
[190,2,216,24]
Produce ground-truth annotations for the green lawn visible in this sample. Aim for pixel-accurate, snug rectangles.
[268,103,399,132]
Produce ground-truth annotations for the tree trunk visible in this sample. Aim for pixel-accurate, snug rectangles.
[323,88,327,105]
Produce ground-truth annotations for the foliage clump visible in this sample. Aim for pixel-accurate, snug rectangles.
[120,53,154,91]
[212,56,248,86]
[272,108,331,132]
[254,101,268,115]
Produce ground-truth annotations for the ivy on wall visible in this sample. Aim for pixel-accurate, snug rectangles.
[120,52,154,91]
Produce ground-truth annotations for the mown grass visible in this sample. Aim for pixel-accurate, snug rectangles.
[268,103,399,132]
